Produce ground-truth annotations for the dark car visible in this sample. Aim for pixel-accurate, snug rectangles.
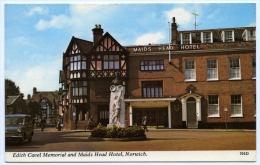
[5,114,34,144]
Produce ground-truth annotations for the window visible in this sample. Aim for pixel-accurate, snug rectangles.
[185,60,196,81]
[208,95,219,116]
[229,58,241,79]
[71,81,87,96]
[231,95,242,117]
[207,59,218,80]
[252,57,256,78]
[202,32,212,43]
[222,30,234,42]
[140,60,164,71]
[182,33,191,44]
[248,30,256,41]
[104,55,119,69]
[142,81,163,98]
[70,55,87,71]
[69,43,86,71]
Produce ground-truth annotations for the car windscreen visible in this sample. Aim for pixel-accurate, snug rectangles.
[5,117,24,126]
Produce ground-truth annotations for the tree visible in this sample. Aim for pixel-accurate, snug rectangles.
[5,79,20,97]
[27,101,41,118]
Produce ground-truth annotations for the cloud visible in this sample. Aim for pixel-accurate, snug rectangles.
[35,15,72,30]
[135,32,165,45]
[26,6,48,16]
[7,58,62,98]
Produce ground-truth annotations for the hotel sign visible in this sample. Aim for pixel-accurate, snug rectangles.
[181,45,200,50]
[133,47,152,52]
[131,44,200,52]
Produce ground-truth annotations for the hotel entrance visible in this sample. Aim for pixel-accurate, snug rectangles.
[133,108,168,127]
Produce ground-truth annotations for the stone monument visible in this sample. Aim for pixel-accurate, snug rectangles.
[107,73,126,128]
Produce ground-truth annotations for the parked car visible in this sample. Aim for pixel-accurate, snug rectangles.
[5,114,34,144]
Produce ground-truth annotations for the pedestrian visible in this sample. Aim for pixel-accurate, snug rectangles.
[142,116,149,132]
[40,118,46,132]
[87,116,95,130]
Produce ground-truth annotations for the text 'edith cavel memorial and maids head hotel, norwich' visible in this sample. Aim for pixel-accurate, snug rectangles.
[58,17,256,130]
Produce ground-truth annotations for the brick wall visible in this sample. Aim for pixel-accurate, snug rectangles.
[127,45,256,128]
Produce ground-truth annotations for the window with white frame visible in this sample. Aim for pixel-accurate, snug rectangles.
[182,33,191,44]
[248,29,256,41]
[202,32,212,43]
[229,58,241,79]
[207,59,218,80]
[185,60,196,81]
[223,30,234,42]
[208,95,219,116]
[252,57,256,78]
[242,29,256,41]
[231,95,242,117]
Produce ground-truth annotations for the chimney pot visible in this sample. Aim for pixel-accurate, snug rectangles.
[92,24,104,45]
[33,87,37,94]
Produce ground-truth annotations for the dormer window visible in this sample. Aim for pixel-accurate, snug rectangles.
[181,33,192,44]
[222,30,234,42]
[243,29,256,41]
[201,31,213,43]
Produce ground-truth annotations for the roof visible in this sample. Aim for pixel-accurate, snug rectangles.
[73,37,93,54]
[6,95,20,105]
[30,91,59,104]
[64,37,93,55]
[90,32,129,53]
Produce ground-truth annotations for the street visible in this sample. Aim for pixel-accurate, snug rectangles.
[5,127,256,152]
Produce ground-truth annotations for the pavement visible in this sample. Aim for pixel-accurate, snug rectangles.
[42,126,256,132]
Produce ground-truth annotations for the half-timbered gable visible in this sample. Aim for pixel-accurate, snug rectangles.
[88,32,129,79]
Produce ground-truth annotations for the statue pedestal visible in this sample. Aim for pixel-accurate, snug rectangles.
[107,124,127,128]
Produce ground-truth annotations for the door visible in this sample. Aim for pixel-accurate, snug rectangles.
[98,105,109,126]
[187,100,197,128]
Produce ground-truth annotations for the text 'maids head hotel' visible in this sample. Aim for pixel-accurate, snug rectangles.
[59,17,256,130]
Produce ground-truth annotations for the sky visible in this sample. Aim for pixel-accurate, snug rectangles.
[1,1,257,100]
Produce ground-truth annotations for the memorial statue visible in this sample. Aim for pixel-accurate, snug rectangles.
[110,88,123,124]
[108,73,126,127]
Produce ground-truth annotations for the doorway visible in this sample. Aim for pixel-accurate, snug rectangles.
[186,97,197,128]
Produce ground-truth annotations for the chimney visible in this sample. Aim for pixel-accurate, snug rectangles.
[92,24,103,45]
[27,94,31,100]
[33,87,37,94]
[171,17,178,44]
[19,93,24,98]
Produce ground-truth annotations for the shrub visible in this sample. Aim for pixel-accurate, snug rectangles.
[91,124,146,138]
